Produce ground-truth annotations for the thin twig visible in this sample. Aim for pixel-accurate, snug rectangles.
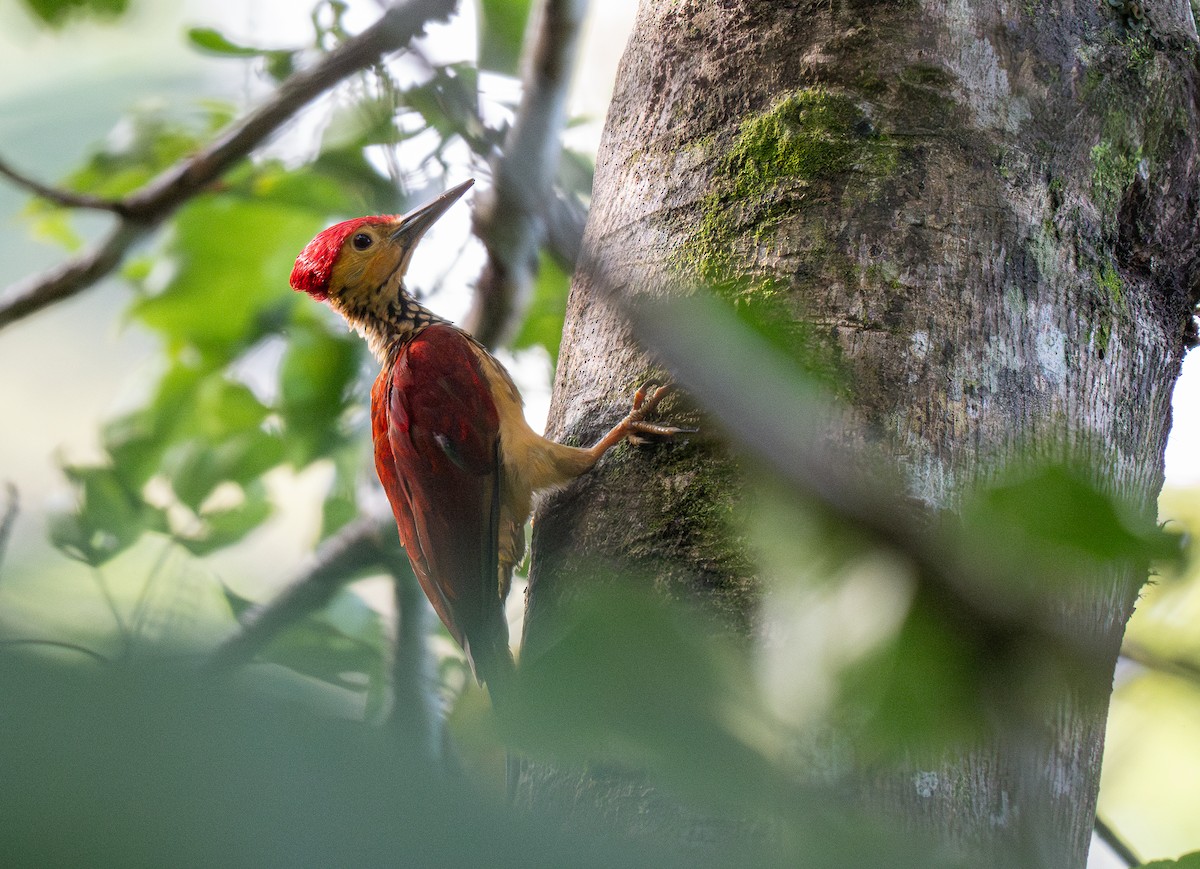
[543,187,586,272]
[1094,816,1139,867]
[0,638,110,665]
[1121,640,1200,688]
[0,0,458,334]
[203,516,394,674]
[0,222,149,331]
[467,0,588,348]
[0,156,127,213]
[385,555,440,759]
[0,483,17,582]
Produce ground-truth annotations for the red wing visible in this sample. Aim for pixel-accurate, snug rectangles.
[371,324,506,676]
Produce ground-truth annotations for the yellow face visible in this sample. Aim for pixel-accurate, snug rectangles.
[326,220,413,310]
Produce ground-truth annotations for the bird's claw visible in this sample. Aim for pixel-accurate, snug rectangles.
[630,381,675,418]
[624,381,693,443]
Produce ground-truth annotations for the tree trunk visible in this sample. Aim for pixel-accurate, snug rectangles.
[526,1,1200,865]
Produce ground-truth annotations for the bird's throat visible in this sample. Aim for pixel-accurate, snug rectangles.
[337,289,444,361]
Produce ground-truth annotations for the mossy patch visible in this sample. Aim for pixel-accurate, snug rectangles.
[1089,137,1142,223]
[720,90,889,187]
[672,89,896,387]
[676,88,896,290]
[617,439,756,615]
[1095,260,1124,306]
[1088,260,1126,357]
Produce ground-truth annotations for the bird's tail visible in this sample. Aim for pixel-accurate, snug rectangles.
[471,641,520,799]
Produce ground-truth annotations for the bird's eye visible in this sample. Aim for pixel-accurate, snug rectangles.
[352,233,373,251]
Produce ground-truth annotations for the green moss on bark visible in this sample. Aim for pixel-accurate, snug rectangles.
[670,89,896,386]
[676,88,896,291]
[1090,139,1141,215]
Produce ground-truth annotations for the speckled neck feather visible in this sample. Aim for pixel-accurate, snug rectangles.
[333,273,446,361]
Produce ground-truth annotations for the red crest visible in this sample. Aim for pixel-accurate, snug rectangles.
[290,216,398,300]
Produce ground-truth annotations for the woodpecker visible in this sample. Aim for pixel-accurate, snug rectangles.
[290,179,680,698]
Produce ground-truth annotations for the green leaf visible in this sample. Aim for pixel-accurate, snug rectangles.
[308,148,404,215]
[102,363,206,491]
[24,203,84,251]
[19,0,128,27]
[186,27,261,57]
[49,466,166,565]
[195,377,270,438]
[164,431,284,510]
[477,0,533,75]
[264,51,296,83]
[321,95,402,153]
[279,318,364,466]
[176,483,273,556]
[254,588,385,690]
[184,27,299,80]
[836,590,987,758]
[403,64,492,154]
[959,464,1180,582]
[221,584,257,620]
[1139,853,1200,868]
[132,196,323,360]
[511,251,569,362]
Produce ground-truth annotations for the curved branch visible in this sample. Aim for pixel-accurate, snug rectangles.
[0,638,110,665]
[0,222,149,331]
[0,156,127,213]
[467,0,587,348]
[1121,640,1200,688]
[0,482,18,581]
[386,556,440,759]
[1094,816,1139,867]
[0,0,459,334]
[203,515,395,675]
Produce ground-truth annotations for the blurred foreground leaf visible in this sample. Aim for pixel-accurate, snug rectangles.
[960,464,1180,578]
[222,583,385,696]
[512,251,569,363]
[0,652,662,868]
[19,0,127,27]
[1140,853,1200,868]
[477,0,533,76]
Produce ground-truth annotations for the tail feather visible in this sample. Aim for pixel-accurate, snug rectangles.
[470,641,519,799]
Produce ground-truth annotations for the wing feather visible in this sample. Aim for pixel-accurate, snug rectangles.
[370,324,508,681]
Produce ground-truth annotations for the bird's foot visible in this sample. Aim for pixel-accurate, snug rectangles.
[624,381,695,444]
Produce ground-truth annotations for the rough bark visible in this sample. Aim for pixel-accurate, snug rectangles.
[526,1,1200,866]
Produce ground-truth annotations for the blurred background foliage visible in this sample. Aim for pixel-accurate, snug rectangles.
[0,0,1199,866]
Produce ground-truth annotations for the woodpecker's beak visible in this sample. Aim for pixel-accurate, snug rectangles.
[391,179,475,245]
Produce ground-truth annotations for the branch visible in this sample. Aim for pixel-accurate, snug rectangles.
[0,0,459,334]
[543,186,586,272]
[204,515,395,674]
[0,155,126,213]
[1094,816,1139,867]
[1121,639,1200,688]
[0,222,149,331]
[386,556,440,760]
[0,483,17,581]
[466,0,587,348]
